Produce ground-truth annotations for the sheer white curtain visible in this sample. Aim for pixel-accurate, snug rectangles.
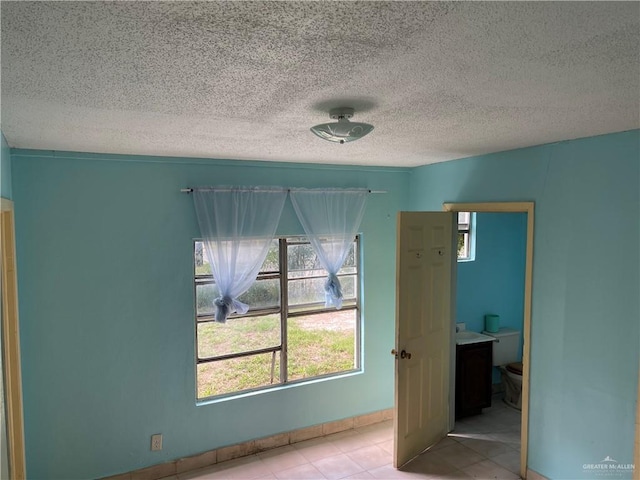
[193,187,287,323]
[290,189,368,309]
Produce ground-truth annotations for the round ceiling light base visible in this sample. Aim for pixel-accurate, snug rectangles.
[329,107,354,120]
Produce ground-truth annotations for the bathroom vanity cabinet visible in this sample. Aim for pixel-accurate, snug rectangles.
[455,340,493,419]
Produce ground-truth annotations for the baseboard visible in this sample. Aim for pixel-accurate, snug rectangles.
[526,468,549,480]
[102,408,394,480]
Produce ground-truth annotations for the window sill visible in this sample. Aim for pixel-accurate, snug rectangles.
[196,368,363,406]
[457,257,475,263]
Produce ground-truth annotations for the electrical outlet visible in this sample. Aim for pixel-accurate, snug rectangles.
[151,434,162,451]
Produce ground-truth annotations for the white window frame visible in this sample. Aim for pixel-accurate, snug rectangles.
[457,212,476,261]
[194,235,361,401]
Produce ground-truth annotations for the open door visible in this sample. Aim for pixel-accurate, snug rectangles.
[394,211,456,468]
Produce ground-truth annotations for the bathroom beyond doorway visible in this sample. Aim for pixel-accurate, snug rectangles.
[444,201,534,480]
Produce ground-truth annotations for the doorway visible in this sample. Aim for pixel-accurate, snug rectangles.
[443,202,534,480]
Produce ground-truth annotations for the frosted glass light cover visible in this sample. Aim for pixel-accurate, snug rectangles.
[310,118,374,144]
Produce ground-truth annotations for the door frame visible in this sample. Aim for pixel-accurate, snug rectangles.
[1,197,27,479]
[635,368,639,480]
[443,201,534,480]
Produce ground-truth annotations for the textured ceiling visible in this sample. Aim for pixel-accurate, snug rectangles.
[1,1,639,167]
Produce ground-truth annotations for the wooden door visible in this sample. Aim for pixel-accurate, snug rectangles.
[394,212,456,467]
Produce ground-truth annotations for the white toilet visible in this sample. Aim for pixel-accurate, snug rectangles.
[482,327,523,410]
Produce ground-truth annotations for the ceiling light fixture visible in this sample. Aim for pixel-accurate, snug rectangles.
[310,107,374,144]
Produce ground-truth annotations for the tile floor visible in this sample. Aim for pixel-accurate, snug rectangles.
[171,397,521,480]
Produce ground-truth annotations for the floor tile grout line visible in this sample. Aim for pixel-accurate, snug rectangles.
[177,406,521,480]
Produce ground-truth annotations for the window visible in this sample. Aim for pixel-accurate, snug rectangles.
[457,212,475,261]
[194,236,360,400]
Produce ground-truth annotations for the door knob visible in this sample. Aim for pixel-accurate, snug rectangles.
[391,349,412,359]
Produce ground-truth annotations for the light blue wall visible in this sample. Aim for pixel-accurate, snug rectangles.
[12,150,410,479]
[457,212,526,335]
[0,133,11,199]
[410,130,640,480]
[11,129,640,480]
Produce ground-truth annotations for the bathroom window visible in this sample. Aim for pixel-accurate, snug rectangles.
[457,212,475,261]
[194,236,361,401]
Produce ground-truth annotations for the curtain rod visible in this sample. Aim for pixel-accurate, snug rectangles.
[180,188,387,194]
